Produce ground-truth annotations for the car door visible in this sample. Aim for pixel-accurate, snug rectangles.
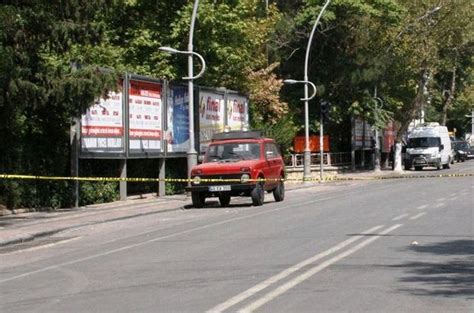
[264,142,281,188]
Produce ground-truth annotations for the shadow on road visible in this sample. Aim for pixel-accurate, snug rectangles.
[391,240,474,298]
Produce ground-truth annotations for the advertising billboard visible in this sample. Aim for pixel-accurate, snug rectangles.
[166,85,190,153]
[352,117,373,149]
[80,82,125,155]
[128,80,163,154]
[198,90,225,152]
[226,94,248,131]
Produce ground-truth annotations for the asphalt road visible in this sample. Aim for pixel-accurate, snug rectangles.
[1,162,473,313]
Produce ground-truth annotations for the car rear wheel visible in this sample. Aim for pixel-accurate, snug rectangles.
[404,163,411,170]
[218,194,231,207]
[251,181,265,206]
[273,178,285,202]
[191,192,206,208]
[414,166,422,171]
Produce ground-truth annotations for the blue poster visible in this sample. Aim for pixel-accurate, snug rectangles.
[167,86,189,153]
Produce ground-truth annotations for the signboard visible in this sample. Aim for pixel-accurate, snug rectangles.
[293,135,330,153]
[80,83,124,155]
[352,117,373,149]
[128,80,163,154]
[166,85,189,153]
[383,121,397,153]
[226,94,248,130]
[198,90,225,152]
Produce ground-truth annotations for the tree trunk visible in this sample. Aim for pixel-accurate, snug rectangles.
[393,69,429,171]
[440,67,456,126]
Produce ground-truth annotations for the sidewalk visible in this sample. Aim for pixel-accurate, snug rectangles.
[0,170,401,247]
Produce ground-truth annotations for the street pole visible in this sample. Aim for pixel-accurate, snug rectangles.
[187,0,200,180]
[159,0,206,181]
[303,0,331,181]
[319,110,324,181]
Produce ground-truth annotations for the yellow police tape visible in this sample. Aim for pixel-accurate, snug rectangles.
[0,173,473,184]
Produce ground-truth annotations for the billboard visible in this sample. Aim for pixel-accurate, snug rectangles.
[80,82,125,155]
[128,80,163,154]
[352,117,373,149]
[226,94,248,131]
[198,90,225,152]
[166,85,190,153]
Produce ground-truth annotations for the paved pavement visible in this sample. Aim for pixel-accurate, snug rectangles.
[0,166,466,247]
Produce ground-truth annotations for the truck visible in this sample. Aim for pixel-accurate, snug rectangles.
[404,123,452,171]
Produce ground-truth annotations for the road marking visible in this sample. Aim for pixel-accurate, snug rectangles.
[207,225,384,313]
[435,202,445,208]
[410,212,426,220]
[436,197,446,202]
[392,214,409,221]
[416,204,428,210]
[238,224,403,313]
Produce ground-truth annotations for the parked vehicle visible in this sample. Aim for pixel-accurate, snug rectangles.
[186,130,285,208]
[404,123,452,170]
[452,141,470,162]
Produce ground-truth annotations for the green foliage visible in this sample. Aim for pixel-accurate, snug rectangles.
[79,182,119,206]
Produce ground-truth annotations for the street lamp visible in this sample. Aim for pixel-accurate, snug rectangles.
[159,0,204,181]
[289,0,330,181]
[284,79,317,181]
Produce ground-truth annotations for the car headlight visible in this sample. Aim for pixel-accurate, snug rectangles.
[193,176,201,185]
[241,174,250,183]
[431,152,439,158]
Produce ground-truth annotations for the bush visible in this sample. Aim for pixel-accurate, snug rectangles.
[79,181,119,206]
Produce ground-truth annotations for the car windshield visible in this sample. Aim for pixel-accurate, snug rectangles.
[206,142,260,162]
[408,137,441,148]
[454,142,469,150]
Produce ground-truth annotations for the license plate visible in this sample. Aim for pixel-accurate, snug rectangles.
[209,185,231,192]
[415,159,426,164]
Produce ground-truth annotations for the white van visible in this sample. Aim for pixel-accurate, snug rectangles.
[404,123,452,170]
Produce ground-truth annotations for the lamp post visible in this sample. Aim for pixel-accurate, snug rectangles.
[289,0,330,181]
[159,0,205,180]
[284,79,317,180]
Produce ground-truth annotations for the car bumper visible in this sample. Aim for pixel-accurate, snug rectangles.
[408,156,441,167]
[185,183,256,193]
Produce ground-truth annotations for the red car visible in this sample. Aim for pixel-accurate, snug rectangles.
[186,131,285,208]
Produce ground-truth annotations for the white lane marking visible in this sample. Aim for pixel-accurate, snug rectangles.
[392,214,409,221]
[436,198,446,202]
[410,212,426,220]
[449,193,457,197]
[238,224,403,313]
[207,225,384,313]
[435,202,445,208]
[416,204,428,210]
[448,197,456,201]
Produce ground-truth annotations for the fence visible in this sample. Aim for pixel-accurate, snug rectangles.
[285,152,352,168]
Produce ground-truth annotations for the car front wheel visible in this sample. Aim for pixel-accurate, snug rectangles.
[191,192,206,208]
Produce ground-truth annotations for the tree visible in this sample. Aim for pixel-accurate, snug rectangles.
[0,1,118,208]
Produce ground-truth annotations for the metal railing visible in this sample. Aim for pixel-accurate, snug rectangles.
[285,152,352,168]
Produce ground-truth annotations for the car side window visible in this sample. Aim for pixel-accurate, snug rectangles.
[265,143,280,159]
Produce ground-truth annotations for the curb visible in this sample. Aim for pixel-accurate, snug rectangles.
[0,204,186,247]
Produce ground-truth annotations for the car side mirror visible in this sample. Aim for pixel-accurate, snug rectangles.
[439,144,444,151]
[266,151,274,158]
